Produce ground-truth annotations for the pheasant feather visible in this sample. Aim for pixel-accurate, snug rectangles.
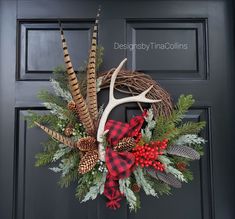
[86,7,101,121]
[59,23,94,134]
[167,145,200,160]
[34,122,75,148]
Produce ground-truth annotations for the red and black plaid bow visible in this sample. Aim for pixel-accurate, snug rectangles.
[104,114,145,209]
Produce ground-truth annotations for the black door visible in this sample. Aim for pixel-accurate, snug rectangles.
[0,0,235,219]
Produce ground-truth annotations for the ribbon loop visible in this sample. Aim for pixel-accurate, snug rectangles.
[104,113,145,209]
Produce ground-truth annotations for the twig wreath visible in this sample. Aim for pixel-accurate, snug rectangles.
[26,8,206,211]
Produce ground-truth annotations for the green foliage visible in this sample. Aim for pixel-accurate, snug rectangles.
[153,114,178,141]
[57,152,80,188]
[119,178,138,211]
[153,95,205,143]
[134,167,158,197]
[52,66,68,91]
[35,150,56,167]
[134,192,141,211]
[58,168,79,188]
[82,172,107,202]
[41,139,60,152]
[25,111,60,128]
[75,172,96,200]
[34,139,60,167]
[146,177,171,196]
[193,144,204,156]
[182,169,194,182]
[38,90,67,108]
[177,121,206,136]
[169,95,195,124]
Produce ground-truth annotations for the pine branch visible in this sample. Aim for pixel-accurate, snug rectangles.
[182,169,194,182]
[38,90,67,108]
[25,111,61,128]
[35,150,56,167]
[177,121,206,136]
[170,95,195,124]
[50,79,72,102]
[58,168,79,188]
[75,172,95,200]
[52,66,68,91]
[153,95,196,142]
[82,172,107,202]
[145,174,171,195]
[41,139,60,152]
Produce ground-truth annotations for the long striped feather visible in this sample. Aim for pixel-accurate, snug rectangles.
[86,7,101,121]
[59,23,94,134]
[34,122,75,147]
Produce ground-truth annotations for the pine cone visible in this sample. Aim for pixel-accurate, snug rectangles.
[78,150,98,174]
[64,123,74,137]
[176,162,187,172]
[131,183,141,193]
[76,136,97,151]
[67,100,76,111]
[113,137,135,152]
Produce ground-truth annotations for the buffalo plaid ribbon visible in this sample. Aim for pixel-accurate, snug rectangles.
[104,113,145,209]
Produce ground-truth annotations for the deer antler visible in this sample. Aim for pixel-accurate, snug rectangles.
[97,58,161,161]
[86,7,101,122]
[59,23,94,135]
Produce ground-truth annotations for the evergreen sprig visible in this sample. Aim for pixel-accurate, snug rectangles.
[75,172,96,200]
[153,95,204,142]
[25,111,60,128]
[38,90,67,108]
[35,150,57,167]
[177,121,206,136]
[170,95,195,124]
[58,167,79,188]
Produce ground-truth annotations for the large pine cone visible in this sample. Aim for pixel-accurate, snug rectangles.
[113,137,136,152]
[76,136,97,151]
[78,150,99,174]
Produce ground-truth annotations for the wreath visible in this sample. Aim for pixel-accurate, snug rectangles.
[26,9,206,212]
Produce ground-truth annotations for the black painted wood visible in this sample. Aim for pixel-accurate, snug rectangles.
[0,0,235,219]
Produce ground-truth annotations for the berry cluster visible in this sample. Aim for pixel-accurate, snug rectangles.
[132,139,168,171]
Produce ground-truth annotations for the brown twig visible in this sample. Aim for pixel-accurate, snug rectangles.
[98,69,173,117]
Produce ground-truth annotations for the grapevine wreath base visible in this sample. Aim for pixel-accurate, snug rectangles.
[27,9,206,212]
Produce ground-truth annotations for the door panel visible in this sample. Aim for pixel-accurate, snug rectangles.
[0,1,235,219]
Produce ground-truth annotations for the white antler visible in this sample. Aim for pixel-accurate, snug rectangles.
[97,58,161,161]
